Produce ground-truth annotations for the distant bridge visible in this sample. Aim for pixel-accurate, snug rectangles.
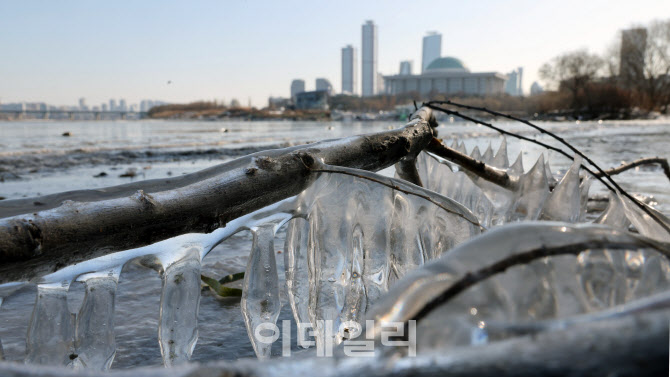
[0,109,150,120]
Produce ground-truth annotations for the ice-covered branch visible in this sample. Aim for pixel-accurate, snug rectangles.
[425,138,518,191]
[0,109,436,283]
[365,222,670,339]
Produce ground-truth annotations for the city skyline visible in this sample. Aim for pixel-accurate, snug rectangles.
[1,0,668,107]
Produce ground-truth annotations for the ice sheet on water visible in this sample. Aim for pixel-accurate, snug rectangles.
[241,225,282,359]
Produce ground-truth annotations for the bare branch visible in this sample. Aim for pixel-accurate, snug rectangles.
[425,138,517,191]
[596,157,670,183]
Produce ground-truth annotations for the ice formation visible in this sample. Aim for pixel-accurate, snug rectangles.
[157,249,202,366]
[0,135,668,370]
[72,268,121,370]
[241,225,282,359]
[366,222,670,348]
[25,282,74,366]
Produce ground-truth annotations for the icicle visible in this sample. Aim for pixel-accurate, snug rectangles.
[71,268,121,370]
[594,192,630,229]
[457,141,468,155]
[158,248,202,366]
[578,176,592,222]
[510,155,550,221]
[545,158,557,186]
[449,139,459,149]
[619,195,670,242]
[481,142,494,164]
[389,193,423,284]
[283,217,311,346]
[541,156,582,222]
[491,137,509,169]
[508,152,524,177]
[241,224,281,359]
[350,179,391,313]
[25,282,74,365]
[470,146,482,161]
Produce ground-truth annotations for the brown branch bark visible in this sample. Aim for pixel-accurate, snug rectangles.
[0,109,435,283]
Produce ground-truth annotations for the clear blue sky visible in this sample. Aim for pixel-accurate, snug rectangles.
[1,0,667,107]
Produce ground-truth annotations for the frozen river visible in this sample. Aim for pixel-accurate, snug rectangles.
[0,117,668,368]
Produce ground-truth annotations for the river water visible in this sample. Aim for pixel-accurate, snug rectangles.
[0,118,668,368]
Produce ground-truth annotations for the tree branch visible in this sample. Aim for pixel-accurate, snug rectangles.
[596,157,670,183]
[425,138,518,191]
[0,109,435,283]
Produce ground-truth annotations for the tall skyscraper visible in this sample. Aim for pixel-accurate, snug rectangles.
[290,79,305,101]
[341,45,357,95]
[422,32,442,73]
[361,20,378,97]
[78,98,87,111]
[399,60,413,75]
[620,28,647,87]
[109,99,116,112]
[315,78,333,94]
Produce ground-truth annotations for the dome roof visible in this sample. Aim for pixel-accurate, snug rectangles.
[425,57,469,72]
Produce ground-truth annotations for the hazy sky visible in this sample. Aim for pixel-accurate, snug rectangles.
[1,0,668,107]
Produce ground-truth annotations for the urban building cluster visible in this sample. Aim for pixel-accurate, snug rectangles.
[0,98,165,113]
[0,98,167,120]
[277,21,533,111]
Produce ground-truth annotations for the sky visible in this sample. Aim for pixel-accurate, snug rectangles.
[1,0,668,108]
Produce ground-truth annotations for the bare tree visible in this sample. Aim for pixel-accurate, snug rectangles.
[539,49,604,111]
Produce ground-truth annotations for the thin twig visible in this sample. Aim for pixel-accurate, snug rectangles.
[597,157,670,183]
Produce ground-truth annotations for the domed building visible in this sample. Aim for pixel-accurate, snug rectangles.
[384,56,506,96]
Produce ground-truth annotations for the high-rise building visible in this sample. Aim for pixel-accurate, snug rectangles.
[290,79,305,101]
[505,67,524,96]
[530,81,544,96]
[101,103,108,112]
[620,28,647,87]
[78,98,88,111]
[422,32,442,73]
[341,45,357,95]
[399,60,413,75]
[119,99,127,112]
[361,20,378,97]
[109,99,116,112]
[315,78,333,94]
